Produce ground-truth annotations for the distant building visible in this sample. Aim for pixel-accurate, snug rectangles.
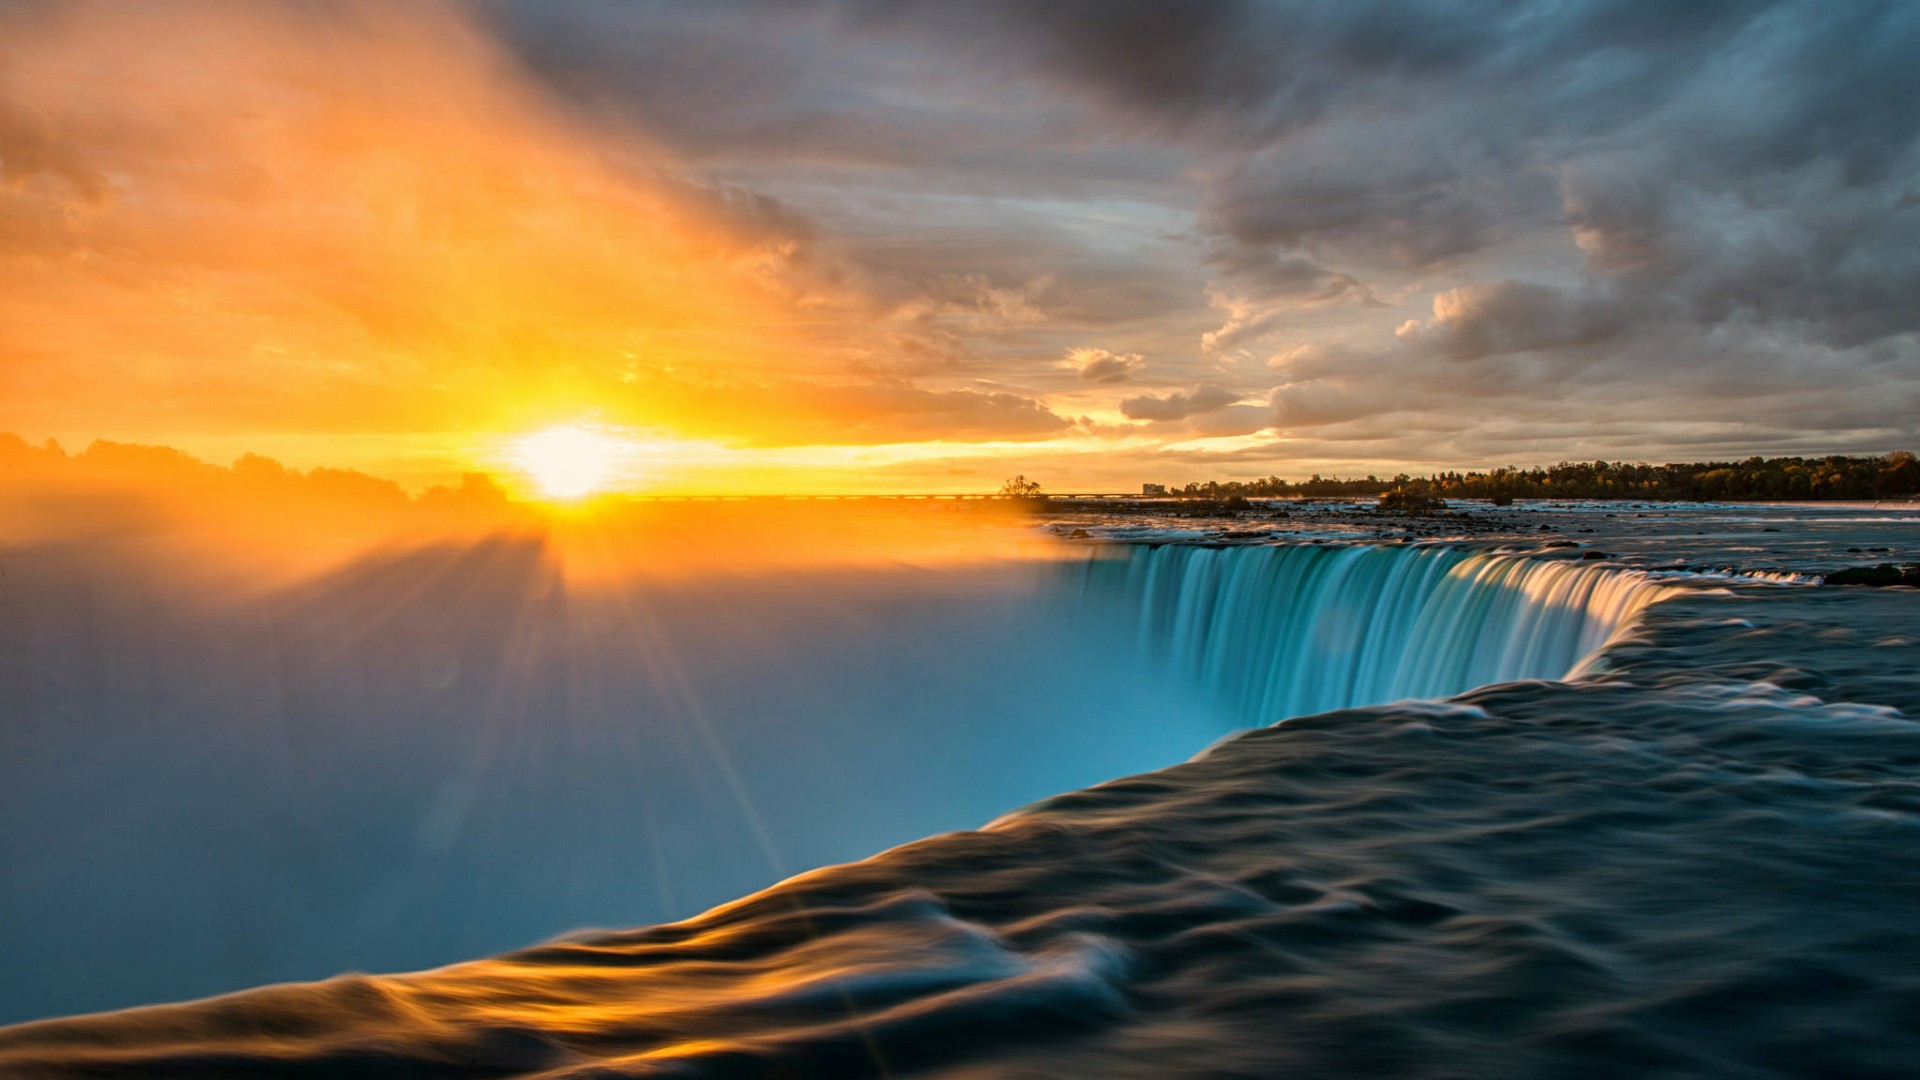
[1142,483,1167,496]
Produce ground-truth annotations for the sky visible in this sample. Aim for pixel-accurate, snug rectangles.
[2,0,1916,494]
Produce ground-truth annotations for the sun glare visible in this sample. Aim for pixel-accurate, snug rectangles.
[511,425,626,499]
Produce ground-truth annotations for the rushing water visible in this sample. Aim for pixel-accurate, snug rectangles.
[4,516,1918,1078]
[1067,543,1668,722]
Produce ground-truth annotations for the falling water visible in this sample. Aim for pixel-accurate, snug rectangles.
[1065,542,1671,724]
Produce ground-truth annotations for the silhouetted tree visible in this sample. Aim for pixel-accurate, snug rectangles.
[998,475,1044,499]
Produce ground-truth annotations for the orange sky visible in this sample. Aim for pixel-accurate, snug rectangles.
[0,1,1096,494]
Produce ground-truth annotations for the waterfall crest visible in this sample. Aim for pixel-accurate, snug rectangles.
[1068,543,1670,725]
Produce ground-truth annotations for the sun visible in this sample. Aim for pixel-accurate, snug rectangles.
[510,424,627,499]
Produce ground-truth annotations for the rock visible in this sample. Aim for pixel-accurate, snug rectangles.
[1826,564,1920,587]
[1378,490,1446,514]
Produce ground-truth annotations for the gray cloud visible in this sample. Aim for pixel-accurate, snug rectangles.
[1203,136,1525,273]
[824,0,1494,144]
[483,2,1920,374]
[1120,385,1242,422]
[1067,348,1144,384]
[1269,383,1376,431]
[1395,281,1637,362]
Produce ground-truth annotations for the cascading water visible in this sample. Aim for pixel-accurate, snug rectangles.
[1064,542,1671,725]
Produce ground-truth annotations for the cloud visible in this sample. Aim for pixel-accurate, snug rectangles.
[1395,280,1634,361]
[1556,162,1920,348]
[819,0,1491,145]
[1265,342,1364,381]
[1199,272,1378,355]
[1203,139,1521,271]
[1066,347,1144,383]
[895,274,1054,327]
[1269,383,1373,431]
[1203,247,1380,306]
[677,180,870,303]
[1119,385,1241,422]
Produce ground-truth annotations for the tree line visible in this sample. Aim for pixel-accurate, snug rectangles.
[1159,452,1920,502]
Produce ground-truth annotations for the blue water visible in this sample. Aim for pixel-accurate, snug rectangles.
[3,507,1918,1078]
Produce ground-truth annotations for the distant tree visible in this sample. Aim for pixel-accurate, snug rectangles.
[419,473,512,516]
[231,453,295,486]
[1878,451,1919,496]
[998,474,1044,499]
[1158,452,1906,504]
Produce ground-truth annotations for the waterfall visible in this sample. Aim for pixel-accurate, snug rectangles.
[1066,542,1670,725]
